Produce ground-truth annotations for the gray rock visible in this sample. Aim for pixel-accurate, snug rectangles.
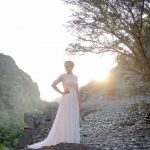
[0,53,44,120]
[24,113,34,129]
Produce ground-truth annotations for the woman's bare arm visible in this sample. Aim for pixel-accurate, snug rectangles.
[51,83,70,95]
[51,74,70,95]
[51,74,63,95]
[51,83,63,95]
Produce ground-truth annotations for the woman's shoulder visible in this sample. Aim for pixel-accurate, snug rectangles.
[61,73,68,76]
[59,73,68,78]
[59,73,65,78]
[62,73,78,78]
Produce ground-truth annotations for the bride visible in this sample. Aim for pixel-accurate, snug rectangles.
[27,60,80,149]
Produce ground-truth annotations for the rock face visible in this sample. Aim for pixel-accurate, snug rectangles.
[107,65,144,94]
[0,53,44,120]
[10,100,59,149]
[80,63,150,100]
[16,112,56,148]
[28,143,99,150]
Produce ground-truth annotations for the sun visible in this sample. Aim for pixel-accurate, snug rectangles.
[92,70,110,81]
[73,52,116,86]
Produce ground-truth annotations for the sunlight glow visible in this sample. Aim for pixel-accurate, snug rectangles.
[93,71,109,81]
[0,0,117,102]
[72,53,116,86]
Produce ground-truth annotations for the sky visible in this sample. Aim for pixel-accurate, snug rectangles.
[0,0,117,102]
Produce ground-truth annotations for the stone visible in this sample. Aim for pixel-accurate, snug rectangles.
[24,113,35,129]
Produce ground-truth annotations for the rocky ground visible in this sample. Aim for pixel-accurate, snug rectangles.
[15,95,150,150]
[80,94,150,150]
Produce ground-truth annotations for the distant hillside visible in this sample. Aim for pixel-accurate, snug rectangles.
[0,53,46,122]
[79,61,150,100]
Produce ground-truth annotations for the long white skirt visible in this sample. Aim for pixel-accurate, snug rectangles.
[27,90,80,149]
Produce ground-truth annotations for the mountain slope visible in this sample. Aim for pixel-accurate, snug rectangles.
[0,53,44,121]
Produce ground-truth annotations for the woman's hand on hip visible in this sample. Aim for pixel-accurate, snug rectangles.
[61,89,70,95]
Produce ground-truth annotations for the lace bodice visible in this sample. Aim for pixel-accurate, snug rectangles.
[52,73,78,91]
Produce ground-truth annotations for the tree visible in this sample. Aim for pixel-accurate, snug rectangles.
[63,0,150,77]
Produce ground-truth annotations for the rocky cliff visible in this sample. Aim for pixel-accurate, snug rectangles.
[0,53,55,122]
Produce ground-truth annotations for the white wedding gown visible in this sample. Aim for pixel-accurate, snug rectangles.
[27,73,80,149]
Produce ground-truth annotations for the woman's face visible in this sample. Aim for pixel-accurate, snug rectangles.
[64,63,73,73]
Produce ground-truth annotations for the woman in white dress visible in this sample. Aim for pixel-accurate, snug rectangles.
[27,60,80,149]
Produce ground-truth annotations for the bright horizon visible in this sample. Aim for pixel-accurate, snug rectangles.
[0,0,117,102]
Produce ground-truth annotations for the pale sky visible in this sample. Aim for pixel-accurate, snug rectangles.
[0,0,117,102]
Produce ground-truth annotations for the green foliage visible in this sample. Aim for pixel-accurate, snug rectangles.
[0,101,52,149]
[64,0,150,77]
[31,102,58,119]
[32,108,43,116]
[0,116,24,150]
[0,144,10,150]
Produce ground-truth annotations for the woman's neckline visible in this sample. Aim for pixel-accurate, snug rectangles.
[66,73,74,75]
